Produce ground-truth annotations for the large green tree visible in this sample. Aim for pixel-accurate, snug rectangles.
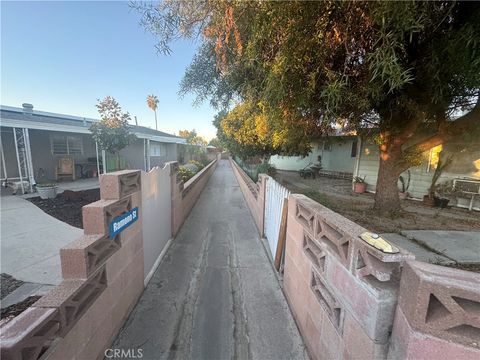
[133,0,480,212]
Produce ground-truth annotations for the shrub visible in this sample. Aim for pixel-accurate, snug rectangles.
[196,152,210,167]
[188,160,205,171]
[178,167,195,182]
[258,162,277,178]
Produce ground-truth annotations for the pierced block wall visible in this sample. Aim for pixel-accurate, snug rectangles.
[388,261,480,360]
[284,194,413,360]
[1,170,145,360]
[282,193,480,360]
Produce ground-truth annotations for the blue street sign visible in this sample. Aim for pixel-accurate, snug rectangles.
[109,207,139,238]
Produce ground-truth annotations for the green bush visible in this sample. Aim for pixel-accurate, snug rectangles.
[178,167,195,182]
[258,162,276,177]
[196,152,210,167]
[188,160,205,171]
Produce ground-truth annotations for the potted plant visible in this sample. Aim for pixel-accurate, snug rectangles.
[36,182,58,199]
[398,170,410,200]
[353,176,367,194]
[423,151,453,207]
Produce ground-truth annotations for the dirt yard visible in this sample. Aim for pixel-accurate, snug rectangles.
[274,171,480,234]
[27,189,100,229]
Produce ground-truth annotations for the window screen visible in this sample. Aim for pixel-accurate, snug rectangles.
[150,142,166,156]
[51,135,83,155]
[67,137,83,154]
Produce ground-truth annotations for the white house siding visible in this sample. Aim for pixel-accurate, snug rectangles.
[322,138,356,172]
[269,151,320,171]
[270,137,357,172]
[357,139,480,209]
[356,140,381,191]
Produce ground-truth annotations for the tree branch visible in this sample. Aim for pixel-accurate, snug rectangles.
[405,98,480,154]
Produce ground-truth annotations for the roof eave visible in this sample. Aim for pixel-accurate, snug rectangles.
[0,116,187,143]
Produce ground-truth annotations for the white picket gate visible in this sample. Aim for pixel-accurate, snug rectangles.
[264,177,290,258]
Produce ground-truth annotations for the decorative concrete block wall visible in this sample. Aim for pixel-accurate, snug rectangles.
[229,158,266,234]
[388,261,480,360]
[171,158,218,237]
[1,170,144,360]
[227,168,480,360]
[283,194,413,360]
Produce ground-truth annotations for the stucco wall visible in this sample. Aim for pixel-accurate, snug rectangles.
[270,137,356,172]
[119,140,178,171]
[118,139,145,170]
[150,143,177,169]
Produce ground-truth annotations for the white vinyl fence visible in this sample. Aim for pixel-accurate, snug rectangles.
[264,177,290,258]
[141,163,173,284]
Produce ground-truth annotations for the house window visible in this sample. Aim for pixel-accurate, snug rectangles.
[323,142,332,151]
[51,135,83,155]
[150,142,166,156]
[351,140,358,157]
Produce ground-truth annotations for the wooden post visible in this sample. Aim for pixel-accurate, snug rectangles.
[274,198,288,271]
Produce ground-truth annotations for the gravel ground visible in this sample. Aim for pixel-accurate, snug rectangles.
[1,273,24,300]
[1,296,41,321]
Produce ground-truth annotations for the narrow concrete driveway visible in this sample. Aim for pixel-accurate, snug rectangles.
[0,196,82,285]
[112,160,308,360]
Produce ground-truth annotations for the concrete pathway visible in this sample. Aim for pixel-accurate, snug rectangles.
[382,233,454,265]
[0,196,82,285]
[111,160,308,360]
[400,230,480,264]
[383,230,480,265]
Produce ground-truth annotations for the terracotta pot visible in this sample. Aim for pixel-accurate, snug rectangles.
[399,192,408,200]
[353,182,367,194]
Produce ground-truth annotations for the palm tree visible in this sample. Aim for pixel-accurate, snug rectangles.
[146,94,159,130]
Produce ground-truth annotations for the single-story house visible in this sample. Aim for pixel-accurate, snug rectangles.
[270,134,480,210]
[270,135,357,177]
[0,103,186,192]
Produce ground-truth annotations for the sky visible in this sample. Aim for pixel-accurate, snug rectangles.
[1,0,218,140]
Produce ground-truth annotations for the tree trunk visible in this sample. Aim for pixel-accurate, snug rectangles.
[154,111,158,130]
[373,138,405,213]
[116,152,121,171]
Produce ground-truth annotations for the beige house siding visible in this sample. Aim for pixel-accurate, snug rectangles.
[357,139,480,210]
